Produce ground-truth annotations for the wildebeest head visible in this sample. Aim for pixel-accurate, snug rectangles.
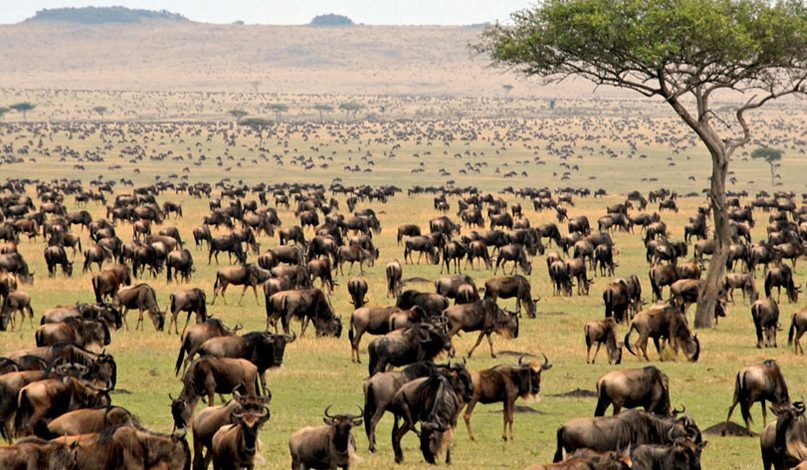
[518,354,552,399]
[323,406,362,454]
[494,307,519,339]
[232,406,271,455]
[261,331,296,367]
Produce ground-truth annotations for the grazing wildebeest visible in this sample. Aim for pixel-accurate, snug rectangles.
[583,318,623,364]
[0,254,32,285]
[212,264,270,305]
[289,407,362,470]
[396,290,449,318]
[1,291,34,331]
[725,359,791,433]
[751,297,781,348]
[266,288,342,338]
[594,366,671,416]
[0,436,79,469]
[494,244,533,275]
[34,317,110,350]
[484,275,538,318]
[629,439,706,470]
[336,245,377,275]
[435,274,476,300]
[649,264,679,302]
[208,235,247,265]
[193,225,213,248]
[167,287,207,335]
[366,323,451,376]
[115,283,165,331]
[788,310,807,354]
[348,276,368,309]
[43,246,73,277]
[465,240,493,269]
[14,376,111,437]
[82,245,112,273]
[463,355,551,441]
[165,248,194,283]
[307,257,335,293]
[765,262,801,303]
[397,224,421,245]
[385,260,403,298]
[91,264,131,303]
[553,409,702,462]
[724,272,758,304]
[623,303,700,362]
[444,299,519,358]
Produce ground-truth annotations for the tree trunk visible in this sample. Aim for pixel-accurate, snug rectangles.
[769,162,775,187]
[695,150,730,328]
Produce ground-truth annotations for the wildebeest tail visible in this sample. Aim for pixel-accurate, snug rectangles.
[738,370,753,425]
[788,313,797,346]
[348,315,355,344]
[175,335,190,375]
[364,382,375,439]
[92,275,102,303]
[34,328,44,347]
[594,380,609,417]
[169,294,176,315]
[14,389,31,437]
[623,323,637,356]
[553,426,566,462]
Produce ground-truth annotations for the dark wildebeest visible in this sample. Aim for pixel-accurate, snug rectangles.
[115,283,165,331]
[403,236,439,265]
[165,248,194,283]
[583,318,623,365]
[603,276,642,323]
[435,275,476,300]
[464,355,552,441]
[175,318,242,376]
[40,303,122,331]
[348,276,368,309]
[91,265,131,303]
[594,243,617,277]
[594,366,671,417]
[15,376,111,437]
[387,364,473,464]
[34,318,110,350]
[366,323,451,376]
[566,257,594,296]
[336,245,377,275]
[307,257,335,293]
[649,264,679,302]
[45,406,135,437]
[752,297,781,348]
[484,275,538,318]
[193,225,213,248]
[212,264,271,305]
[629,439,707,470]
[208,235,247,265]
[623,303,701,362]
[211,405,270,470]
[788,310,807,354]
[725,359,791,434]
[43,246,73,278]
[396,290,450,318]
[444,299,519,358]
[0,252,34,284]
[759,401,807,470]
[549,260,573,297]
[724,272,758,305]
[553,409,702,462]
[0,437,79,469]
[190,331,295,395]
[289,407,362,470]
[385,260,403,298]
[167,287,207,335]
[441,241,468,274]
[362,362,441,452]
[465,240,493,269]
[1,291,34,331]
[279,225,306,246]
[266,288,342,338]
[397,224,421,245]
[82,245,111,273]
[348,306,402,363]
[494,244,533,275]
[765,263,801,303]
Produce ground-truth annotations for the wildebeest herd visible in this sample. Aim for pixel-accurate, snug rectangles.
[0,174,806,470]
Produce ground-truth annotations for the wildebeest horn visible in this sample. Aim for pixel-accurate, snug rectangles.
[258,405,270,418]
[323,405,335,419]
[285,331,297,343]
[169,393,176,401]
[668,427,676,442]
[172,428,187,440]
[540,353,552,370]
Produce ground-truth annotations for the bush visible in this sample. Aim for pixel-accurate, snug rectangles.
[27,7,187,24]
[309,14,354,27]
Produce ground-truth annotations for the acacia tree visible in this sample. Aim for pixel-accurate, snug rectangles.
[240,117,273,146]
[0,107,8,120]
[10,102,35,121]
[267,103,288,121]
[313,103,334,121]
[751,147,783,186]
[93,106,107,119]
[228,109,248,123]
[477,0,807,328]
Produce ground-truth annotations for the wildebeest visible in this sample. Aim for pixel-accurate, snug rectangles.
[630,439,706,470]
[165,248,194,283]
[553,409,702,462]
[623,303,700,362]
[385,260,403,298]
[115,283,165,331]
[0,436,79,469]
[396,290,450,318]
[764,262,801,303]
[724,272,758,304]
[444,298,519,358]
[45,406,135,437]
[35,318,110,350]
[15,376,111,437]
[463,355,551,441]
[208,235,247,265]
[603,276,642,323]
[725,359,791,433]
[336,244,377,275]
[211,404,271,470]
[289,406,362,470]
[43,246,73,277]
[403,236,439,265]
[583,318,623,365]
[366,323,451,376]
[751,297,781,348]
[174,318,241,376]
[167,287,207,335]
[0,252,34,284]
[266,288,342,338]
[788,310,807,354]
[1,291,34,331]
[91,264,131,303]
[484,275,538,318]
[349,306,400,363]
[594,366,671,416]
[82,245,112,273]
[211,264,271,305]
[348,276,368,309]
[494,244,533,275]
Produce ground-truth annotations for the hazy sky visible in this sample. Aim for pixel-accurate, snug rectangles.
[0,1,534,25]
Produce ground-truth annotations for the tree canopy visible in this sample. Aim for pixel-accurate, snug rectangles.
[309,14,354,27]
[0,107,9,120]
[28,6,187,24]
[240,117,273,145]
[228,109,248,121]
[752,146,784,185]
[477,0,807,328]
[10,102,35,121]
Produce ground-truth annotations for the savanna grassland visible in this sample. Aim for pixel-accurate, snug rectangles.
[0,17,807,470]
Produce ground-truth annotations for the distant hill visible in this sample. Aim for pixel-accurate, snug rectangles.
[26,6,188,24]
[309,14,354,27]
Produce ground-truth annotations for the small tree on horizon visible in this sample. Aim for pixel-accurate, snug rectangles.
[477,0,807,328]
[93,106,107,119]
[0,107,9,120]
[339,102,362,120]
[228,109,248,123]
[502,84,514,97]
[10,102,35,121]
[267,103,288,121]
[751,147,784,187]
[313,103,334,121]
[240,117,273,146]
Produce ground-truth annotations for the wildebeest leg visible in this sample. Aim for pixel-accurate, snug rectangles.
[251,285,260,305]
[136,308,145,331]
[652,337,663,361]
[181,313,192,337]
[761,400,768,428]
[503,398,515,441]
[121,307,130,330]
[591,343,601,364]
[486,332,497,358]
[639,334,650,361]
[236,285,248,306]
[392,416,408,464]
[463,399,478,441]
[466,331,487,358]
